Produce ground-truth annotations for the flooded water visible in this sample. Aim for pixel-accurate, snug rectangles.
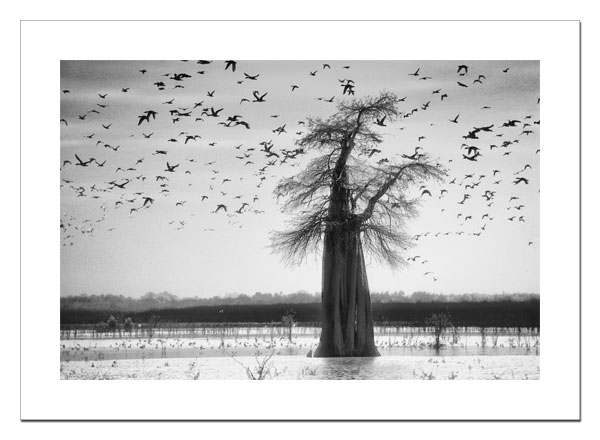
[60,355,539,380]
[60,326,539,379]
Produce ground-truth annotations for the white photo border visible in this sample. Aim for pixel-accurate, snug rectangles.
[20,20,580,421]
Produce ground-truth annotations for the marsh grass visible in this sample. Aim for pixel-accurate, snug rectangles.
[226,349,279,380]
[298,364,319,378]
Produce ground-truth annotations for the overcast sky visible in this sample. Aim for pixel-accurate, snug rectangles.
[60,60,539,298]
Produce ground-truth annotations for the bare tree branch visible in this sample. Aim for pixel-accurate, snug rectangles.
[359,157,445,222]
[271,92,446,268]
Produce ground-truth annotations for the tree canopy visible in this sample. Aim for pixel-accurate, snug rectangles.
[271,91,446,267]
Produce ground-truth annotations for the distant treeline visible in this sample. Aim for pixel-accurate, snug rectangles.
[61,299,540,329]
[61,291,540,312]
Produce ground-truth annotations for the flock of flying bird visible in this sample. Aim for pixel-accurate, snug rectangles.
[60,60,539,285]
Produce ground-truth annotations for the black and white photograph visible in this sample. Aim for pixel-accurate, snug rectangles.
[15,16,586,425]
[59,59,541,380]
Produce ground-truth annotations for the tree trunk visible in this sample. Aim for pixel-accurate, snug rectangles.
[314,224,380,357]
[313,141,379,358]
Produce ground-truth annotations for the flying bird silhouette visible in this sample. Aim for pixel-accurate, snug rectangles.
[225,60,237,71]
[165,162,179,173]
[252,91,268,102]
[457,64,468,75]
[74,154,95,167]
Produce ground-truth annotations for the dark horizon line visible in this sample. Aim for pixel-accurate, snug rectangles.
[60,290,541,299]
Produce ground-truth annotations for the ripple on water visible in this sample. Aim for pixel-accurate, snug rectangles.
[60,354,540,380]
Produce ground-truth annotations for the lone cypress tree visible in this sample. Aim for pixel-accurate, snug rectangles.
[272,92,445,357]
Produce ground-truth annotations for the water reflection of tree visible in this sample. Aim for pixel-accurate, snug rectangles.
[319,356,378,379]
